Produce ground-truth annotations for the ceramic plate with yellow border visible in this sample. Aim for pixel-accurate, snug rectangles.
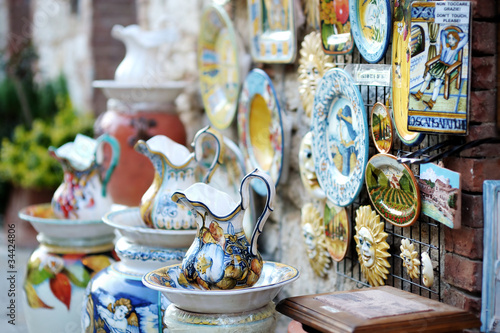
[198,4,240,129]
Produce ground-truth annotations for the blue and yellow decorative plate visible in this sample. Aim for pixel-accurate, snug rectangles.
[311,68,369,207]
[247,0,296,63]
[349,0,391,63]
[237,69,285,196]
[198,4,240,129]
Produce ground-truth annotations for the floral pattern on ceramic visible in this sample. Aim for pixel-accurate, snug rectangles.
[23,243,116,333]
[354,205,390,287]
[301,203,331,277]
[172,169,275,290]
[49,134,120,220]
[248,0,296,63]
[311,68,369,207]
[143,261,299,313]
[134,126,222,230]
[237,69,285,196]
[349,0,391,63]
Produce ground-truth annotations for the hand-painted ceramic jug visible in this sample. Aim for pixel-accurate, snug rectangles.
[49,134,120,220]
[172,169,275,290]
[134,126,222,230]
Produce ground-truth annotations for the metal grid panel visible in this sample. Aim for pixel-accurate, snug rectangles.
[334,46,444,301]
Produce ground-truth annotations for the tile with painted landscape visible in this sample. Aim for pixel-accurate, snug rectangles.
[418,162,461,229]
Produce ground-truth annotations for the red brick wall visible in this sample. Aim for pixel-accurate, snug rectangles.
[442,0,498,318]
[91,0,137,115]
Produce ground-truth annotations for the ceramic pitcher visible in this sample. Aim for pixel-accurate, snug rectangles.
[50,134,120,220]
[172,169,275,290]
[134,126,222,230]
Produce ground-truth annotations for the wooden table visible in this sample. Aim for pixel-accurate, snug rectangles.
[276,286,480,332]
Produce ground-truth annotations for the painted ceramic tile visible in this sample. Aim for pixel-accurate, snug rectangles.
[391,0,425,146]
[237,69,284,195]
[365,153,420,227]
[323,200,350,262]
[248,0,296,63]
[319,0,354,55]
[311,68,369,207]
[418,162,461,229]
[370,102,393,154]
[408,1,471,135]
[198,4,240,130]
[349,0,391,63]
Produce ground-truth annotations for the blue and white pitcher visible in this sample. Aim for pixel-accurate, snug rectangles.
[49,134,120,220]
[134,126,222,230]
[172,169,275,290]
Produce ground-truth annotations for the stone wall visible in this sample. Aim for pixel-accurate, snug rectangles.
[0,0,8,56]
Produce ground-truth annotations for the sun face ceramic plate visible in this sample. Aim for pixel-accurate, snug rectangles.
[237,69,284,195]
[320,0,354,55]
[198,4,240,130]
[349,0,391,63]
[370,102,393,154]
[365,153,421,227]
[143,261,299,313]
[247,0,296,63]
[311,68,369,207]
[391,0,425,146]
[323,201,350,262]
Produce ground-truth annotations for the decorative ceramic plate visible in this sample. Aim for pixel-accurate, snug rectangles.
[391,0,425,146]
[103,207,196,248]
[349,0,391,63]
[323,201,350,262]
[237,69,285,195]
[319,0,354,55]
[247,0,296,63]
[311,68,369,207]
[18,204,115,244]
[198,4,240,130]
[92,80,187,104]
[370,102,393,154]
[365,153,421,227]
[143,261,299,313]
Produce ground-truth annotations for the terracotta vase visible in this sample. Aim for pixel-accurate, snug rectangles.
[95,105,186,207]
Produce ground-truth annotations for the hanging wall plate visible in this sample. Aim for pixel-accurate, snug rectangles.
[198,4,240,130]
[365,153,421,227]
[349,0,391,63]
[237,69,285,195]
[311,68,369,207]
[391,0,425,146]
[248,0,296,63]
[370,102,393,154]
[323,200,350,262]
[319,0,354,55]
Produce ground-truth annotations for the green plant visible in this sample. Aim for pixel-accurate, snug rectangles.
[0,96,94,189]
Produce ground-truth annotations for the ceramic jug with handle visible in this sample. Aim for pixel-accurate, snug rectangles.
[172,168,275,290]
[134,126,222,230]
[49,134,120,220]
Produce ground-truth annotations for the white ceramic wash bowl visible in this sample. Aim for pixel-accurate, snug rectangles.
[92,80,187,104]
[103,207,196,248]
[142,261,299,313]
[18,203,115,241]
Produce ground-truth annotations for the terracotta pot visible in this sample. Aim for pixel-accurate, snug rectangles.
[95,107,186,207]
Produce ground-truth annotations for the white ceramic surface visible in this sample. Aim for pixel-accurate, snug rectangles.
[143,261,299,313]
[103,207,196,248]
[92,80,187,104]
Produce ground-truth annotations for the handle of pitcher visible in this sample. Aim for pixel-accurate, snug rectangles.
[95,134,121,197]
[193,126,224,183]
[240,169,276,257]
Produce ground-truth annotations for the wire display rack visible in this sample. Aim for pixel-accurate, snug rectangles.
[334,47,445,301]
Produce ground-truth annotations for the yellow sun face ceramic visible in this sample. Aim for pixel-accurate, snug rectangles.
[303,0,321,29]
[298,31,335,118]
[400,238,420,279]
[354,206,390,286]
[299,131,325,200]
[301,203,331,277]
[421,252,434,288]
